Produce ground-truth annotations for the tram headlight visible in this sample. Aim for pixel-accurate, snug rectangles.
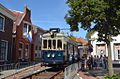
[52,54,55,58]
[47,54,50,58]
[58,53,61,56]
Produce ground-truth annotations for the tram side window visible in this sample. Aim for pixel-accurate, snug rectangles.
[43,40,47,48]
[57,40,62,49]
[53,40,56,49]
[48,40,51,49]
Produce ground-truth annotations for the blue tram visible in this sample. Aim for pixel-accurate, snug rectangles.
[41,28,79,66]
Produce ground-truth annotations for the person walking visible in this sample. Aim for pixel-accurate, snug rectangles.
[81,56,85,71]
[96,55,100,69]
[100,55,105,69]
[103,55,108,69]
[93,55,97,69]
[87,56,91,70]
[87,55,94,70]
[90,55,94,70]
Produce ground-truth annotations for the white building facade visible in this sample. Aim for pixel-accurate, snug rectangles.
[33,25,45,61]
[91,32,120,64]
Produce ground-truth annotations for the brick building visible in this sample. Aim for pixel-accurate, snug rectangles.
[11,5,34,62]
[0,4,16,63]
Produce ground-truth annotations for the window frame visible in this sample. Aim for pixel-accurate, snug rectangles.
[18,42,23,59]
[25,44,29,59]
[0,40,8,61]
[48,40,51,49]
[23,21,32,37]
[57,39,62,50]
[53,40,56,49]
[118,50,120,59]
[43,39,47,49]
[0,15,5,32]
[114,43,120,60]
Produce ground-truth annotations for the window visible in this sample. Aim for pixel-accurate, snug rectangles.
[43,40,47,48]
[118,50,120,59]
[0,40,8,61]
[39,46,41,50]
[0,16,4,31]
[48,40,51,49]
[68,44,73,54]
[23,23,27,33]
[25,44,29,59]
[35,45,38,50]
[18,43,23,59]
[53,40,56,49]
[57,40,62,49]
[23,23,31,37]
[28,26,31,32]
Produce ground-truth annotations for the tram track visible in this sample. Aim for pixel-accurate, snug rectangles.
[20,67,64,79]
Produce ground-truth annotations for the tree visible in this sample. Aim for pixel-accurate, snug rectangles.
[65,0,120,75]
[86,29,95,40]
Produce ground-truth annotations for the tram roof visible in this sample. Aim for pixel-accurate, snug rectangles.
[42,32,65,38]
[42,32,78,45]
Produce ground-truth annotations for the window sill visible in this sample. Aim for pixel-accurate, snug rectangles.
[0,30,5,32]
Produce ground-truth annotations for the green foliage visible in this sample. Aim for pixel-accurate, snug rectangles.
[104,74,120,79]
[65,0,120,42]
[85,29,95,40]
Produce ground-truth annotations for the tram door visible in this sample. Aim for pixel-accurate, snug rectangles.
[114,44,120,60]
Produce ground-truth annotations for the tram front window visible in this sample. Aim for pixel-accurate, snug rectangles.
[48,40,51,49]
[57,40,62,49]
[43,40,47,48]
[53,40,56,49]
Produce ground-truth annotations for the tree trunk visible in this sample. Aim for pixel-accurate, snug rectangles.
[107,35,114,75]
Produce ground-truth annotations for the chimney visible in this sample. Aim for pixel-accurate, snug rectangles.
[24,4,31,21]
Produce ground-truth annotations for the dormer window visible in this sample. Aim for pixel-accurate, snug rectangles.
[23,23,31,37]
[0,15,5,31]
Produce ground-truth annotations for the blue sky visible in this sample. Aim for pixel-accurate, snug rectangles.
[0,0,87,38]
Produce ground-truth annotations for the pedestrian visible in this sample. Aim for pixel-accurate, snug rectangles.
[90,55,94,70]
[96,55,100,69]
[87,56,91,70]
[72,55,75,63]
[103,55,108,69]
[87,55,94,70]
[100,55,105,69]
[93,55,97,69]
[69,55,72,62]
[81,56,85,71]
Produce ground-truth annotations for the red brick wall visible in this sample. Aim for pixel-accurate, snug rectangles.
[0,13,13,42]
[0,13,14,61]
[13,7,34,61]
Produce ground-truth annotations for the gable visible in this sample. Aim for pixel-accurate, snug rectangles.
[0,4,16,20]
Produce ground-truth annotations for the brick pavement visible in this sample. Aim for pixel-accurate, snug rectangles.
[73,69,102,79]
[78,71,99,79]
[74,67,120,79]
[73,68,106,79]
